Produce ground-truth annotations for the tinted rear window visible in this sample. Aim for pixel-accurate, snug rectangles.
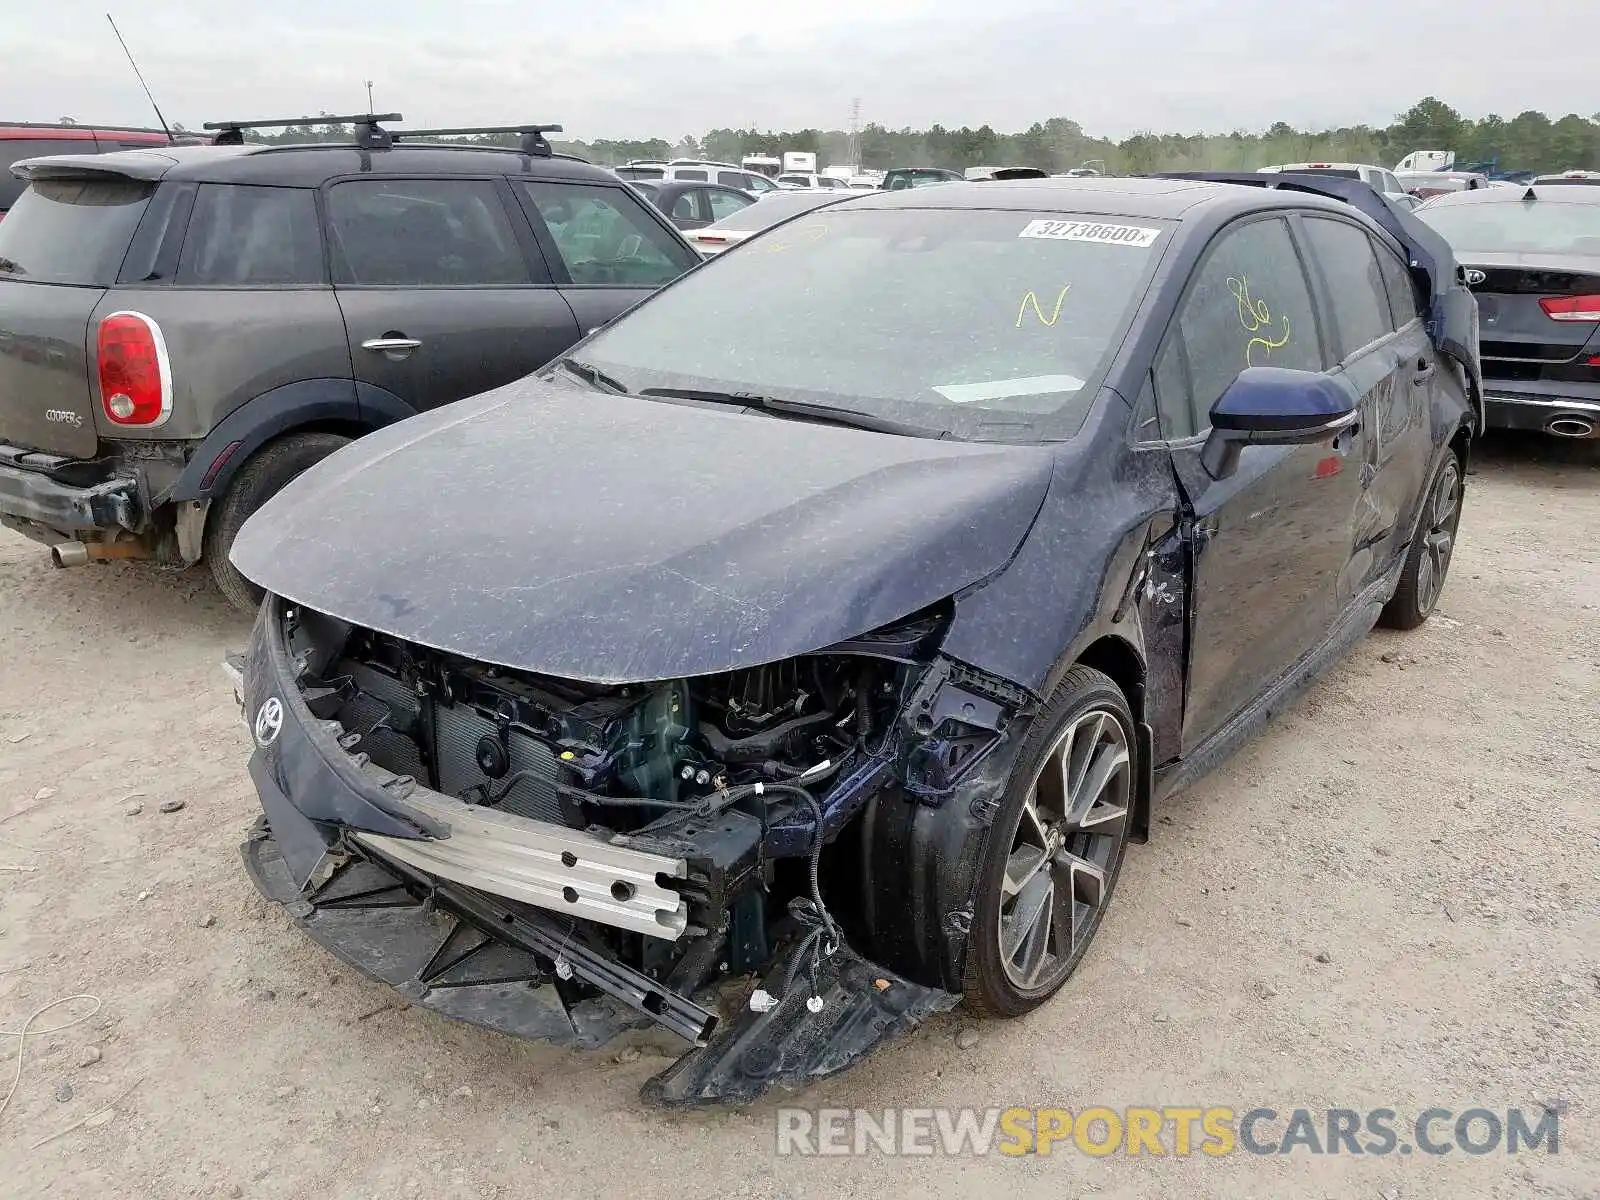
[0,178,153,285]
[1417,198,1600,254]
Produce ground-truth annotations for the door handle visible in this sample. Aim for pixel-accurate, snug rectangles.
[1412,357,1435,385]
[362,336,422,356]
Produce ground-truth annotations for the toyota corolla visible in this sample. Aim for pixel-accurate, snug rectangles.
[226,174,1479,1105]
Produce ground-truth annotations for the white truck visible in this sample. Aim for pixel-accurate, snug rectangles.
[781,151,818,175]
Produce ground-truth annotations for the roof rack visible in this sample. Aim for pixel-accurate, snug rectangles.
[392,124,564,157]
[203,113,403,150]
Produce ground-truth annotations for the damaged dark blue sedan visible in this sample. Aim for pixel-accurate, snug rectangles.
[227,174,1481,1105]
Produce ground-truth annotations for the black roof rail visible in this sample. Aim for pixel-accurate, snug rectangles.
[203,113,402,150]
[392,124,564,157]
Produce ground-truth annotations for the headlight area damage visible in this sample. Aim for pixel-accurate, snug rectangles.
[236,594,1033,1105]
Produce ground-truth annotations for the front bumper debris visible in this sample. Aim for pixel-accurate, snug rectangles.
[236,595,963,1103]
[242,818,956,1103]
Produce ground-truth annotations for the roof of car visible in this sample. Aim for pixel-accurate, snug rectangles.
[1422,184,1600,207]
[10,141,617,187]
[844,175,1350,220]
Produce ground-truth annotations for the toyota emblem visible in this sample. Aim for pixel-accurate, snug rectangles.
[254,697,284,747]
[1464,268,1487,286]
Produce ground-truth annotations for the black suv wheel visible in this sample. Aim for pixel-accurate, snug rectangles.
[204,433,349,612]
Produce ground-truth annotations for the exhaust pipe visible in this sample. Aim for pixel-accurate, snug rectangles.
[1546,415,1597,439]
[49,539,152,568]
[50,542,90,568]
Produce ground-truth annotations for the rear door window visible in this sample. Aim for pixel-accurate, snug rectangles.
[0,177,154,285]
[1301,216,1393,358]
[1373,239,1421,327]
[177,184,324,286]
[326,178,530,287]
[516,181,696,286]
[1160,216,1324,436]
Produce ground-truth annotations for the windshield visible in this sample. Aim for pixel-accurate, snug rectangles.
[1417,198,1600,255]
[572,208,1167,439]
[709,193,847,230]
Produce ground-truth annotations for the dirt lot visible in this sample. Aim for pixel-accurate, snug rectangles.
[0,434,1595,1199]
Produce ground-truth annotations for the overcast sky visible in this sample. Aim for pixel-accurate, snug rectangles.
[4,0,1591,141]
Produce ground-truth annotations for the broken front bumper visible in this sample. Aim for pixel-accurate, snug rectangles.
[234,603,957,1104]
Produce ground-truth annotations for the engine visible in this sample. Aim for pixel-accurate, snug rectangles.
[318,628,886,834]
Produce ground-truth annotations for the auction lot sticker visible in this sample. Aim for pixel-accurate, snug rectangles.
[1019,219,1161,247]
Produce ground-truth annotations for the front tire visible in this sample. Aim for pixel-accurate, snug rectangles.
[204,433,350,612]
[1380,453,1463,631]
[963,666,1135,1019]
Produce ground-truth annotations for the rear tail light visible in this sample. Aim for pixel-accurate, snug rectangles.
[1538,295,1600,323]
[97,311,172,426]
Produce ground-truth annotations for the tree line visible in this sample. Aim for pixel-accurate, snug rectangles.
[226,98,1598,175]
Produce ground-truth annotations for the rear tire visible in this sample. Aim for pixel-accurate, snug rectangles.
[1380,453,1463,631]
[204,433,350,612]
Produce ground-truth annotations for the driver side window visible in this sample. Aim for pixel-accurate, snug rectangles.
[1152,216,1324,438]
[517,181,696,286]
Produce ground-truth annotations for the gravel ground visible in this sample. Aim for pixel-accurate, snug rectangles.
[0,433,1595,1200]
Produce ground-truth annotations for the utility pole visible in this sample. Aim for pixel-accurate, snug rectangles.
[363,80,374,114]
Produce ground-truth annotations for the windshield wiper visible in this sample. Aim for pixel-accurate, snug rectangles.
[557,358,630,395]
[639,387,958,440]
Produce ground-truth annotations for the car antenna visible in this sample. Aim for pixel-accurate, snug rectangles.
[105,13,176,143]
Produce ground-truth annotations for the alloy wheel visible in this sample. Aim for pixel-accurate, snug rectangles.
[1415,459,1461,614]
[997,707,1132,990]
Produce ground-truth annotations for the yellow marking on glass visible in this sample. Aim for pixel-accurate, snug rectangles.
[1228,274,1291,365]
[750,222,830,255]
[1016,284,1072,328]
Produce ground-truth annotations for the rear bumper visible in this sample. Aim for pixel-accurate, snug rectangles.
[1482,382,1600,438]
[0,456,139,537]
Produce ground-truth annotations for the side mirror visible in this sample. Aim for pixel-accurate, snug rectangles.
[1200,367,1359,480]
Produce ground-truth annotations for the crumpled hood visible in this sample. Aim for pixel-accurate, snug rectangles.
[231,376,1055,682]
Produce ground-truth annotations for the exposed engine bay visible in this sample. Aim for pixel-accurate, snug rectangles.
[242,598,1028,1102]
